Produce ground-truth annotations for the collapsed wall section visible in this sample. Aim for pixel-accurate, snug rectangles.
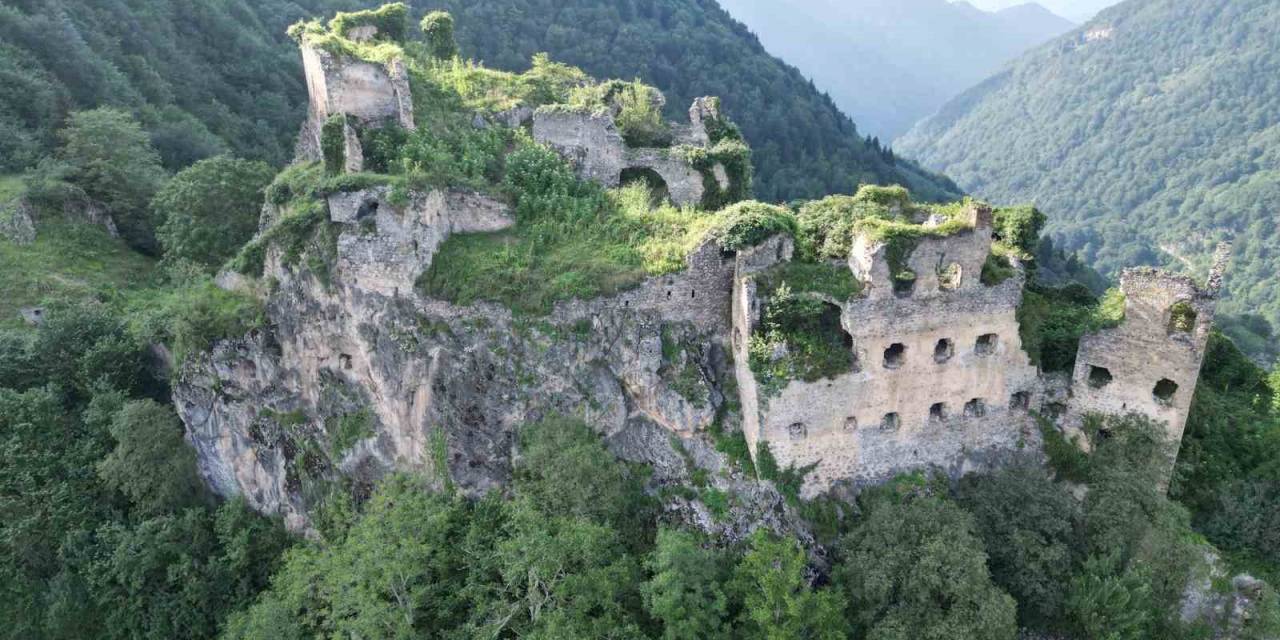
[531,96,734,208]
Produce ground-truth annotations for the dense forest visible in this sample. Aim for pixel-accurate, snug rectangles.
[0,0,958,203]
[1,2,1279,638]
[897,0,1280,357]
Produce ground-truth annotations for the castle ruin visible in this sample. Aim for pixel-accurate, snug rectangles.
[216,22,1231,518]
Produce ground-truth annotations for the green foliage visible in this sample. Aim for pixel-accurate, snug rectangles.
[749,284,855,392]
[980,252,1017,286]
[514,416,650,528]
[97,399,205,515]
[1169,301,1198,333]
[320,114,347,176]
[155,156,274,269]
[0,221,156,332]
[615,81,673,148]
[1040,417,1093,483]
[958,464,1082,627]
[1018,284,1127,372]
[327,409,374,458]
[1065,553,1154,640]
[127,279,265,367]
[420,11,459,60]
[753,261,861,302]
[58,108,168,252]
[898,0,1280,344]
[678,138,754,209]
[732,530,849,639]
[838,495,1019,640]
[991,204,1046,258]
[643,528,732,640]
[328,3,410,43]
[706,200,797,251]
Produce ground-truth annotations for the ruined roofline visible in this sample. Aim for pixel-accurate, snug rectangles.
[1120,240,1232,302]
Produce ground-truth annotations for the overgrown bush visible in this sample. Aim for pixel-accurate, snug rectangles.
[748,283,854,393]
[321,114,347,176]
[155,156,274,270]
[706,201,796,251]
[328,3,410,42]
[420,11,458,59]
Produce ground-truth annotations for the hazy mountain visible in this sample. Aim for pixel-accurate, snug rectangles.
[964,0,1122,22]
[898,0,1280,345]
[715,0,1075,139]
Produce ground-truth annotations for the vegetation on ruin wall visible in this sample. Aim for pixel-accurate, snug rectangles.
[1017,284,1126,373]
[748,284,855,396]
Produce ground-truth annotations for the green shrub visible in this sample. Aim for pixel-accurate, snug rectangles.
[155,156,274,270]
[752,261,861,302]
[419,11,458,59]
[981,252,1017,286]
[328,409,374,457]
[328,3,409,42]
[679,139,753,209]
[1017,284,1126,372]
[992,204,1046,258]
[614,81,671,148]
[705,201,796,251]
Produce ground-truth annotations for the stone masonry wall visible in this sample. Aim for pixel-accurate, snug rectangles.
[1068,259,1223,449]
[297,44,415,161]
[531,103,716,207]
[735,209,1042,497]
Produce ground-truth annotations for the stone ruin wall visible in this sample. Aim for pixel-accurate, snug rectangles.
[1067,246,1229,452]
[297,42,415,164]
[531,109,712,207]
[734,208,1043,497]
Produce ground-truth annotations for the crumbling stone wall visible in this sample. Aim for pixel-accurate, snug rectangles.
[1067,245,1229,455]
[531,98,727,207]
[735,209,1042,497]
[297,43,415,163]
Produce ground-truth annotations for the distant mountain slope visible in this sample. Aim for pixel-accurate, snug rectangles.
[898,0,1280,336]
[426,0,961,203]
[714,0,1074,139]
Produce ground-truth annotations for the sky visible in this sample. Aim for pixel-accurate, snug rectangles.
[960,0,1123,22]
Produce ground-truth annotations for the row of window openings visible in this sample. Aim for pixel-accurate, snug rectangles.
[789,392,1033,439]
[1088,365,1180,406]
[882,334,998,370]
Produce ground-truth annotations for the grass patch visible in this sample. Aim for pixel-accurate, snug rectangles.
[327,409,374,458]
[1038,415,1091,483]
[0,174,25,203]
[752,261,861,302]
[124,279,265,368]
[0,222,157,330]
[981,252,1017,286]
[418,154,717,314]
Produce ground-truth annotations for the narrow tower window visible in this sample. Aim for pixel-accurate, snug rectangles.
[964,399,987,418]
[929,403,948,422]
[880,413,901,432]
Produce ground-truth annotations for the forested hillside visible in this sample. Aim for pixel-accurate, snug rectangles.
[715,0,1074,139]
[0,0,340,170]
[0,0,960,203]
[898,0,1280,348]
[411,0,960,202]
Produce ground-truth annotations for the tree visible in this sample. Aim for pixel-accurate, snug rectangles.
[839,495,1018,640]
[58,108,167,252]
[97,399,205,515]
[420,11,458,60]
[1064,553,1153,640]
[155,156,274,269]
[957,464,1081,628]
[643,528,732,640]
[731,530,848,640]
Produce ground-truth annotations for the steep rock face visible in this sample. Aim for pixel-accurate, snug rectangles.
[174,187,769,533]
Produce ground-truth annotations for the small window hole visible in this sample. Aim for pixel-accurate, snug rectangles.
[929,403,948,422]
[975,333,998,356]
[880,413,901,432]
[883,343,906,369]
[964,399,987,418]
[1153,379,1179,406]
[933,338,954,364]
[1010,391,1031,411]
[788,422,807,441]
[1088,365,1114,389]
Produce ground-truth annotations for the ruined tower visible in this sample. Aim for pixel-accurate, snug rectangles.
[1068,243,1231,450]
